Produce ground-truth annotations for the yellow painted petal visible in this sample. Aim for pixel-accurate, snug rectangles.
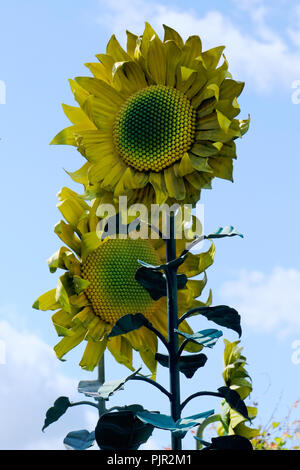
[75,76,124,107]
[126,30,138,57]
[106,34,131,62]
[141,22,159,58]
[163,24,184,47]
[147,35,166,84]
[54,324,87,360]
[72,306,95,329]
[81,232,101,262]
[84,62,112,83]
[208,157,234,182]
[80,338,108,371]
[52,309,73,328]
[65,162,91,187]
[61,104,93,126]
[69,79,90,107]
[196,127,240,143]
[57,198,89,228]
[108,336,134,371]
[54,221,81,256]
[188,154,213,173]
[196,113,219,131]
[185,172,212,190]
[219,79,245,100]
[86,317,110,341]
[32,289,60,311]
[197,46,225,70]
[191,141,220,157]
[164,40,181,88]
[181,35,202,67]
[50,125,83,146]
[164,167,186,200]
[177,152,195,177]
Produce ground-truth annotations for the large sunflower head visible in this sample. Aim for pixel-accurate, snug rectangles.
[33,188,215,377]
[51,23,249,207]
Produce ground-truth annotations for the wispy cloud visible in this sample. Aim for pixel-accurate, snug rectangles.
[0,319,97,450]
[97,0,300,92]
[219,267,300,337]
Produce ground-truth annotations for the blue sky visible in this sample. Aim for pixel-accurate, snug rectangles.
[1,0,300,449]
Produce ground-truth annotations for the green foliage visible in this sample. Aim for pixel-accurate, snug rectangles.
[63,430,95,450]
[155,352,207,378]
[95,408,154,450]
[251,400,300,450]
[195,339,259,448]
[42,396,71,431]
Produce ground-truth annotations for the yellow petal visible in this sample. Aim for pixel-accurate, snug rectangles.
[147,35,166,84]
[106,34,131,62]
[164,167,186,200]
[163,24,184,47]
[80,338,108,371]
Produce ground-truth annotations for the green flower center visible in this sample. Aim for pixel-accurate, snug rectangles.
[113,85,196,172]
[81,239,161,324]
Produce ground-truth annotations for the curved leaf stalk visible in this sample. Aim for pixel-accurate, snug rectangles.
[195,414,221,450]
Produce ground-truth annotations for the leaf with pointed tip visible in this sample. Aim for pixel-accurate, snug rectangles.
[175,328,223,348]
[107,313,151,338]
[136,410,214,438]
[205,226,243,239]
[42,397,71,431]
[155,352,207,378]
[138,253,187,272]
[182,306,242,337]
[96,368,142,400]
[218,386,249,420]
[63,430,95,450]
[135,268,187,301]
[95,409,154,450]
[78,380,102,397]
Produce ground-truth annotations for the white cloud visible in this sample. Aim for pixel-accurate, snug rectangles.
[0,320,97,450]
[219,267,300,336]
[97,0,300,92]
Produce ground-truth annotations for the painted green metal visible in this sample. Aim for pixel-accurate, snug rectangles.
[165,213,182,450]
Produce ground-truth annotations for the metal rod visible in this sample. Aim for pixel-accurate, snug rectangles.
[180,391,222,412]
[166,213,182,451]
[129,376,172,399]
[97,355,106,417]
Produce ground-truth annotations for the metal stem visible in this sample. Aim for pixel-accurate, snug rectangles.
[97,355,106,417]
[166,213,182,451]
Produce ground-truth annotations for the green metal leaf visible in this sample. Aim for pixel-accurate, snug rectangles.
[184,305,242,337]
[137,253,187,272]
[136,409,214,438]
[95,410,154,450]
[205,226,243,239]
[107,314,150,338]
[135,268,187,301]
[42,396,71,431]
[218,386,249,420]
[88,368,142,400]
[175,328,223,347]
[63,430,95,450]
[204,435,253,450]
[155,352,207,378]
[78,380,102,397]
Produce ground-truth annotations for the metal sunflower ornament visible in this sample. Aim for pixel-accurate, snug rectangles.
[36,23,255,452]
[33,188,213,377]
[51,23,249,207]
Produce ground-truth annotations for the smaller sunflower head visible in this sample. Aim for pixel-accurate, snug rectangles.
[51,23,249,207]
[33,189,215,376]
